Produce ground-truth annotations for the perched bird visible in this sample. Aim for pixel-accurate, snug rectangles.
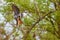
[11,4,23,26]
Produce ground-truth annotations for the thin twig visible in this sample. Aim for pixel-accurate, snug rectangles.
[28,11,53,33]
[23,11,54,40]
[34,0,41,17]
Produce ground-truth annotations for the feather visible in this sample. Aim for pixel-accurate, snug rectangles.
[11,4,23,26]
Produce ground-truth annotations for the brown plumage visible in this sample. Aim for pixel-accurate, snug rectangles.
[17,16,23,25]
[11,4,23,26]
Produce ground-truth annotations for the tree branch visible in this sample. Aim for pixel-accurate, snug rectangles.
[23,11,54,40]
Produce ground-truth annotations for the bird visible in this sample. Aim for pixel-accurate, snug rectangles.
[11,4,23,26]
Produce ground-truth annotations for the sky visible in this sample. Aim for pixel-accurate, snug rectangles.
[0,0,6,23]
[0,0,14,35]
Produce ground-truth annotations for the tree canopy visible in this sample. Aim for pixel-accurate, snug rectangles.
[0,0,60,40]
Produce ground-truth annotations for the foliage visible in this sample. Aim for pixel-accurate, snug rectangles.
[0,0,60,40]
